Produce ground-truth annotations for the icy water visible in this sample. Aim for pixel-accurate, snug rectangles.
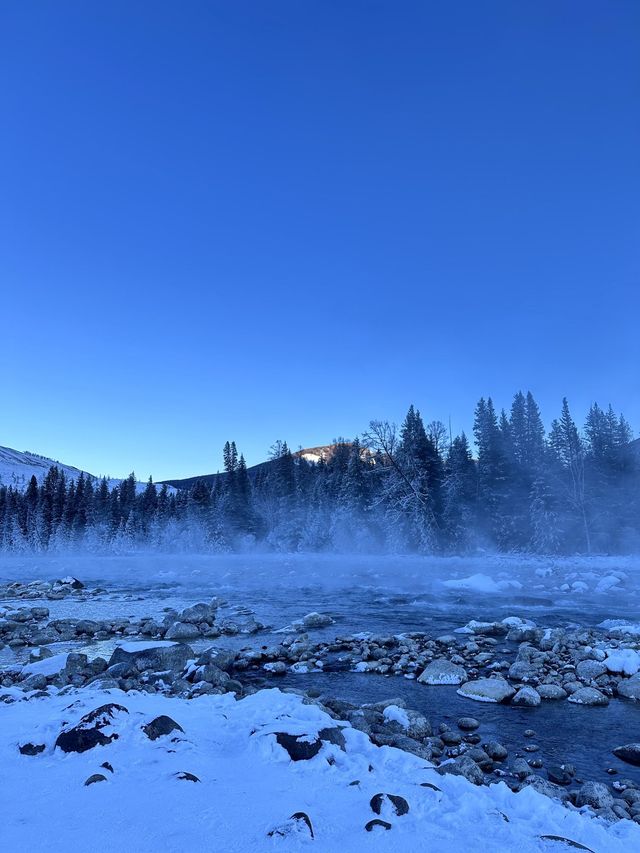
[2,553,640,787]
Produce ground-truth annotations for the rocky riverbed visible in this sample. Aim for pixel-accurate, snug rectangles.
[2,576,640,830]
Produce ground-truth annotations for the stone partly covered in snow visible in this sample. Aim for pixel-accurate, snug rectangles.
[457,677,516,704]
[370,793,410,816]
[302,612,334,629]
[274,727,346,761]
[567,687,609,707]
[55,703,129,753]
[142,715,184,741]
[418,658,467,685]
[109,642,193,673]
[612,744,640,766]
[268,812,314,840]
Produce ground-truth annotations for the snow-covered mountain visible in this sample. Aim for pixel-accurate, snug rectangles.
[0,446,157,493]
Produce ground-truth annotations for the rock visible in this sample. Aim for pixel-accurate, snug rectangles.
[438,755,484,785]
[19,742,45,755]
[55,703,129,753]
[521,775,570,802]
[180,603,214,624]
[547,766,573,786]
[365,819,392,832]
[142,715,184,741]
[575,781,614,809]
[613,744,640,766]
[84,774,107,786]
[440,730,462,746]
[268,812,314,839]
[418,658,467,685]
[512,686,541,707]
[29,647,54,663]
[275,733,322,761]
[196,663,231,687]
[109,642,193,673]
[618,674,640,701]
[457,677,515,703]
[457,717,480,731]
[405,710,432,739]
[370,793,410,816]
[537,684,568,700]
[567,687,609,706]
[576,660,607,681]
[174,772,200,782]
[302,612,334,628]
[165,621,201,640]
[483,740,508,761]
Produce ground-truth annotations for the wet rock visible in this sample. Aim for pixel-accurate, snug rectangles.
[613,744,640,766]
[547,766,573,786]
[142,715,184,741]
[457,677,515,703]
[418,658,467,685]
[55,703,129,753]
[457,717,480,731]
[567,687,609,706]
[483,740,508,761]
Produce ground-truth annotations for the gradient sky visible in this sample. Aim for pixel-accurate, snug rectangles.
[1,1,638,480]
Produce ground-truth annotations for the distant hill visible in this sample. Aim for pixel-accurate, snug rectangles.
[0,445,172,494]
[160,442,371,491]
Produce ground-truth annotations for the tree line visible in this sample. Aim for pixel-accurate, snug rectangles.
[1,392,638,555]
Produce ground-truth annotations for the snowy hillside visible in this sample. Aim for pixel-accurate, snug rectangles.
[0,445,166,494]
[0,446,92,490]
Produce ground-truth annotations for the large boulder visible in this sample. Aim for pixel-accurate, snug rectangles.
[165,622,201,640]
[109,641,193,673]
[567,687,609,706]
[618,674,640,701]
[575,781,614,809]
[55,704,129,753]
[612,743,640,766]
[418,659,467,686]
[457,677,516,704]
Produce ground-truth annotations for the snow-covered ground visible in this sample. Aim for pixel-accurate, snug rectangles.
[1,685,638,853]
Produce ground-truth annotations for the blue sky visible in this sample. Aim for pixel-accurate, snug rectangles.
[1,1,638,480]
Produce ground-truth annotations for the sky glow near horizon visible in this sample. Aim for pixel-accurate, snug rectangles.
[0,1,638,480]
